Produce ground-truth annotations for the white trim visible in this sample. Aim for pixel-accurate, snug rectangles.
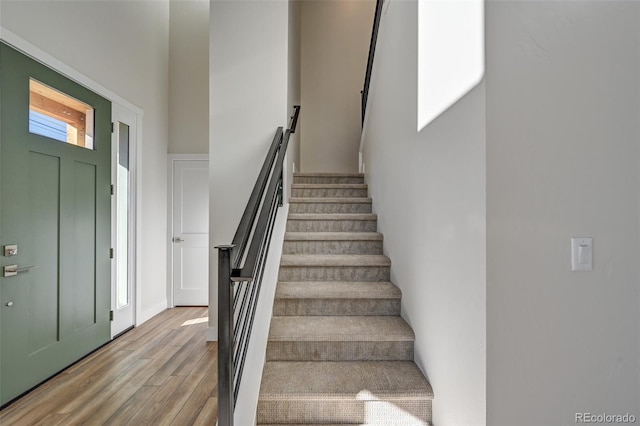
[206,326,218,342]
[1,27,148,331]
[134,116,144,327]
[0,27,143,116]
[111,104,139,337]
[167,154,209,308]
[138,300,169,326]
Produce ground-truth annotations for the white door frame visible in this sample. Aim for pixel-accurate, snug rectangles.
[111,104,139,337]
[1,27,146,332]
[167,154,209,308]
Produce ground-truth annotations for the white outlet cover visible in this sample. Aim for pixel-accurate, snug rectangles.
[571,237,593,271]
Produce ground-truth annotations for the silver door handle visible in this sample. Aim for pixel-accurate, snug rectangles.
[172,237,184,243]
[3,265,36,277]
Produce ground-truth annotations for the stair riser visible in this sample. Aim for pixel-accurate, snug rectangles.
[279,266,390,282]
[289,203,372,214]
[291,188,368,198]
[294,176,364,184]
[283,240,383,255]
[266,341,413,361]
[286,220,377,233]
[257,399,432,424]
[273,298,400,316]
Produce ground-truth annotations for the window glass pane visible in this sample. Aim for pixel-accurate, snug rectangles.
[117,122,130,309]
[29,79,95,150]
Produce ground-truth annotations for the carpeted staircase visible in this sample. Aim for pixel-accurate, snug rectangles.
[257,173,433,425]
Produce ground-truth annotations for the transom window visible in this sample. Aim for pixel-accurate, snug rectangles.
[29,79,95,149]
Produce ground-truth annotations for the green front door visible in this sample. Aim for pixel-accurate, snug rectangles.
[0,43,111,406]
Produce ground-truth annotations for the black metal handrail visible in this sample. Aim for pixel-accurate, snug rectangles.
[361,0,384,126]
[217,105,300,426]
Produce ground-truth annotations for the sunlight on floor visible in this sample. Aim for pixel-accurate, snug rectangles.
[357,389,428,425]
[181,316,208,326]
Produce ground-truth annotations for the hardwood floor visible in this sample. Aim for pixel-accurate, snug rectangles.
[0,307,218,425]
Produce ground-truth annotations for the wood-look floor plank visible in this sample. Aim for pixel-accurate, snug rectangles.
[58,358,153,420]
[125,375,185,425]
[102,385,158,426]
[0,350,142,425]
[145,332,205,386]
[0,308,218,426]
[62,342,184,424]
[32,413,71,426]
[172,341,216,377]
[169,356,218,425]
[192,396,218,426]
[145,348,217,425]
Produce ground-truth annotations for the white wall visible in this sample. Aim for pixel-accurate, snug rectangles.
[286,0,301,202]
[486,2,640,424]
[208,0,289,339]
[300,0,374,173]
[169,0,209,154]
[361,1,487,424]
[0,0,171,323]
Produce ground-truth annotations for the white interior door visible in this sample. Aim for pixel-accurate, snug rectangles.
[111,104,137,337]
[172,159,209,306]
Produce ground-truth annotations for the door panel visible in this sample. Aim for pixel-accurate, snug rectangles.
[172,159,209,306]
[0,43,111,406]
[27,152,60,352]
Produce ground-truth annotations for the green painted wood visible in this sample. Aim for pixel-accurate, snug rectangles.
[0,42,111,406]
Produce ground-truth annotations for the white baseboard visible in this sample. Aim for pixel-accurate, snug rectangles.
[206,326,218,342]
[137,299,168,326]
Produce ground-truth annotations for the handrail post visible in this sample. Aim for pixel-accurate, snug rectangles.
[216,245,235,426]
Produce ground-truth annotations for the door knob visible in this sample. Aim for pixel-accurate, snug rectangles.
[6,301,13,307]
[3,265,36,277]
[172,237,184,243]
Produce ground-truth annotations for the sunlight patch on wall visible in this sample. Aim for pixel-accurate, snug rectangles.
[418,0,484,131]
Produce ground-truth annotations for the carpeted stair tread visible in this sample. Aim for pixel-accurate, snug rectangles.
[294,172,364,178]
[286,214,378,233]
[259,423,432,426]
[279,255,391,281]
[273,282,401,316]
[291,184,369,199]
[289,198,372,213]
[284,232,383,241]
[268,316,414,342]
[291,183,368,189]
[280,254,390,267]
[287,213,377,220]
[276,281,400,299]
[289,197,372,203]
[293,173,365,184]
[259,361,433,399]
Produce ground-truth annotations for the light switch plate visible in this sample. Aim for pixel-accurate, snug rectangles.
[571,237,592,271]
